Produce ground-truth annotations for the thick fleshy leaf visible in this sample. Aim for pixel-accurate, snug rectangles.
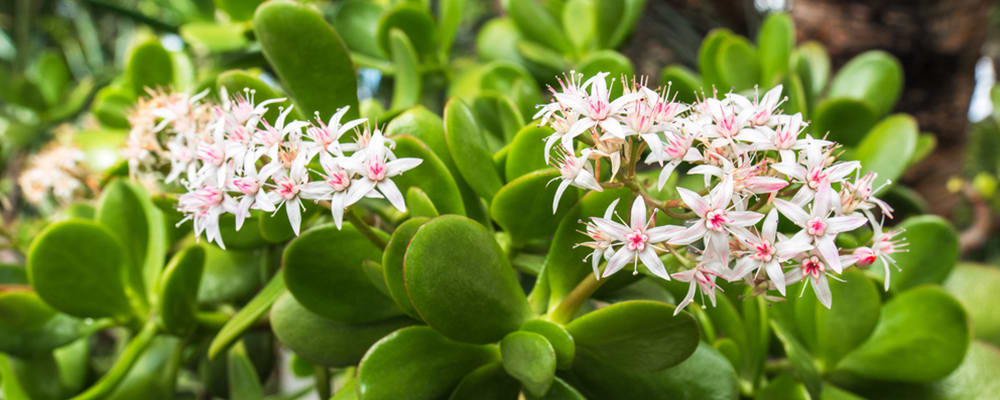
[91,86,134,128]
[528,377,586,400]
[438,0,464,56]
[333,0,384,58]
[521,319,575,370]
[215,0,264,20]
[757,374,810,400]
[284,223,400,323]
[0,291,100,357]
[715,36,760,92]
[567,342,738,400]
[476,18,527,65]
[253,0,359,120]
[507,0,572,54]
[490,169,578,243]
[945,264,1000,346]
[562,0,596,52]
[388,29,421,111]
[783,73,809,118]
[27,220,133,319]
[444,99,504,200]
[828,50,903,116]
[478,62,542,126]
[810,98,879,146]
[216,69,300,124]
[853,114,918,191]
[697,28,732,89]
[271,293,413,367]
[180,22,249,53]
[197,245,263,305]
[382,217,426,318]
[208,272,286,359]
[567,300,699,372]
[591,0,624,49]
[577,50,634,97]
[471,94,525,149]
[227,341,264,400]
[835,286,969,382]
[126,40,174,95]
[405,187,439,218]
[0,264,27,285]
[376,3,438,58]
[392,135,466,215]
[660,65,701,103]
[104,337,183,400]
[884,216,958,292]
[405,215,531,344]
[449,362,520,400]
[797,270,880,367]
[605,0,647,49]
[793,41,830,100]
[756,12,794,86]
[358,326,500,400]
[501,331,557,397]
[0,352,63,400]
[96,179,167,307]
[157,246,205,336]
[844,341,1000,400]
[72,129,127,173]
[909,133,937,167]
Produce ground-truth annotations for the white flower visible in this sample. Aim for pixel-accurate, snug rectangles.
[228,163,280,230]
[645,131,702,190]
[671,176,764,263]
[577,199,621,278]
[177,185,237,249]
[300,156,365,229]
[839,171,894,221]
[269,163,310,236]
[559,73,641,141]
[785,254,837,308]
[349,133,423,214]
[304,107,366,165]
[730,209,813,294]
[597,197,681,280]
[673,259,726,315]
[550,148,602,213]
[729,85,784,127]
[772,139,858,204]
[773,183,867,273]
[841,219,907,290]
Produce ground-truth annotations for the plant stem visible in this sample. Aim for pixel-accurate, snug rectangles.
[547,272,607,324]
[71,320,159,400]
[315,366,331,399]
[346,207,388,250]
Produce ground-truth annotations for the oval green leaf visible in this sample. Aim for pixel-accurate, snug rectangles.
[756,12,794,87]
[96,179,167,308]
[444,99,504,200]
[887,215,958,292]
[501,331,557,397]
[382,217,427,317]
[852,114,918,190]
[490,169,578,243]
[391,135,466,215]
[376,3,438,59]
[157,246,205,336]
[945,264,1000,346]
[828,50,903,116]
[520,319,575,370]
[449,362,520,400]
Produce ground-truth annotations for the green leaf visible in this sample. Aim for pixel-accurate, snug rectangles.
[209,273,286,359]
[567,342,739,400]
[449,362,520,400]
[757,12,794,87]
[517,40,572,75]
[770,305,823,396]
[802,270,881,367]
[853,114,918,190]
[392,135,467,215]
[27,220,134,319]
[562,0,596,52]
[520,319,575,370]
[793,41,830,101]
[0,264,27,285]
[388,29,421,111]
[909,133,936,167]
[0,291,100,357]
[845,341,1000,400]
[196,245,263,305]
[180,22,250,53]
[471,94,526,148]
[253,0,359,120]
[715,36,760,92]
[214,0,265,21]
[576,50,634,96]
[227,341,265,400]
[886,216,958,292]
[91,85,134,129]
[358,326,500,400]
[126,40,174,95]
[27,50,69,106]
[567,300,699,372]
[105,337,183,400]
[438,0,465,56]
[945,264,1000,346]
[508,0,573,54]
[382,217,427,317]
[376,3,438,59]
[54,338,89,394]
[217,69,301,124]
[157,246,205,336]
[491,169,578,243]
[835,286,969,382]
[404,215,531,344]
[756,374,810,400]
[0,353,63,400]
[479,61,542,126]
[810,98,879,146]
[271,293,413,367]
[660,65,701,103]
[406,187,439,218]
[606,0,647,49]
[476,18,526,65]
[783,73,809,118]
[72,129,127,173]
[444,99,505,200]
[96,179,167,308]
[501,331,557,397]
[284,223,400,323]
[828,50,903,116]
[333,0,385,58]
[592,0,625,49]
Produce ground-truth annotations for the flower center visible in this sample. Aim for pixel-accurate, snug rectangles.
[753,242,775,261]
[807,217,827,236]
[367,158,387,181]
[801,256,824,278]
[277,178,299,200]
[705,209,729,231]
[232,178,259,195]
[626,229,648,251]
[327,170,351,192]
[807,166,828,189]
[853,247,877,267]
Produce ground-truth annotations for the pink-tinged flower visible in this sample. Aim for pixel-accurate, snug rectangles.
[195,139,229,187]
[164,138,197,184]
[730,209,813,294]
[689,157,788,197]
[673,260,726,315]
[598,197,682,280]
[541,110,581,164]
[614,96,666,156]
[773,183,867,273]
[729,85,785,127]
[304,107,366,164]
[671,176,764,263]
[735,113,821,163]
[177,185,237,249]
[348,149,423,215]
[785,254,836,308]
[772,140,858,204]
[219,86,285,128]
[839,171,894,220]
[253,105,309,163]
[550,148,602,213]
[270,163,310,236]
[702,97,747,143]
[300,156,366,229]
[644,131,702,189]
[534,71,588,125]
[842,220,907,290]
[576,199,621,278]
[559,73,641,141]
[228,163,280,230]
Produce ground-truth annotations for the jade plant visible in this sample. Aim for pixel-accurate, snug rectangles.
[3,2,999,400]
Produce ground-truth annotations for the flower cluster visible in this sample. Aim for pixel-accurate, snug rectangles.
[18,128,90,206]
[125,87,421,249]
[537,72,905,313]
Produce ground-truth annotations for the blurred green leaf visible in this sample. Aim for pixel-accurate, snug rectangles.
[209,272,285,359]
[377,3,438,59]
[793,41,830,102]
[127,40,174,95]
[157,246,205,336]
[853,114,918,191]
[828,51,903,116]
[388,29,421,111]
[945,264,1000,347]
[227,341,265,400]
[333,0,385,58]
[0,291,101,357]
[97,179,167,308]
[886,216,958,292]
[756,12,794,87]
[449,362,520,400]
[508,0,573,54]
[660,65,701,103]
